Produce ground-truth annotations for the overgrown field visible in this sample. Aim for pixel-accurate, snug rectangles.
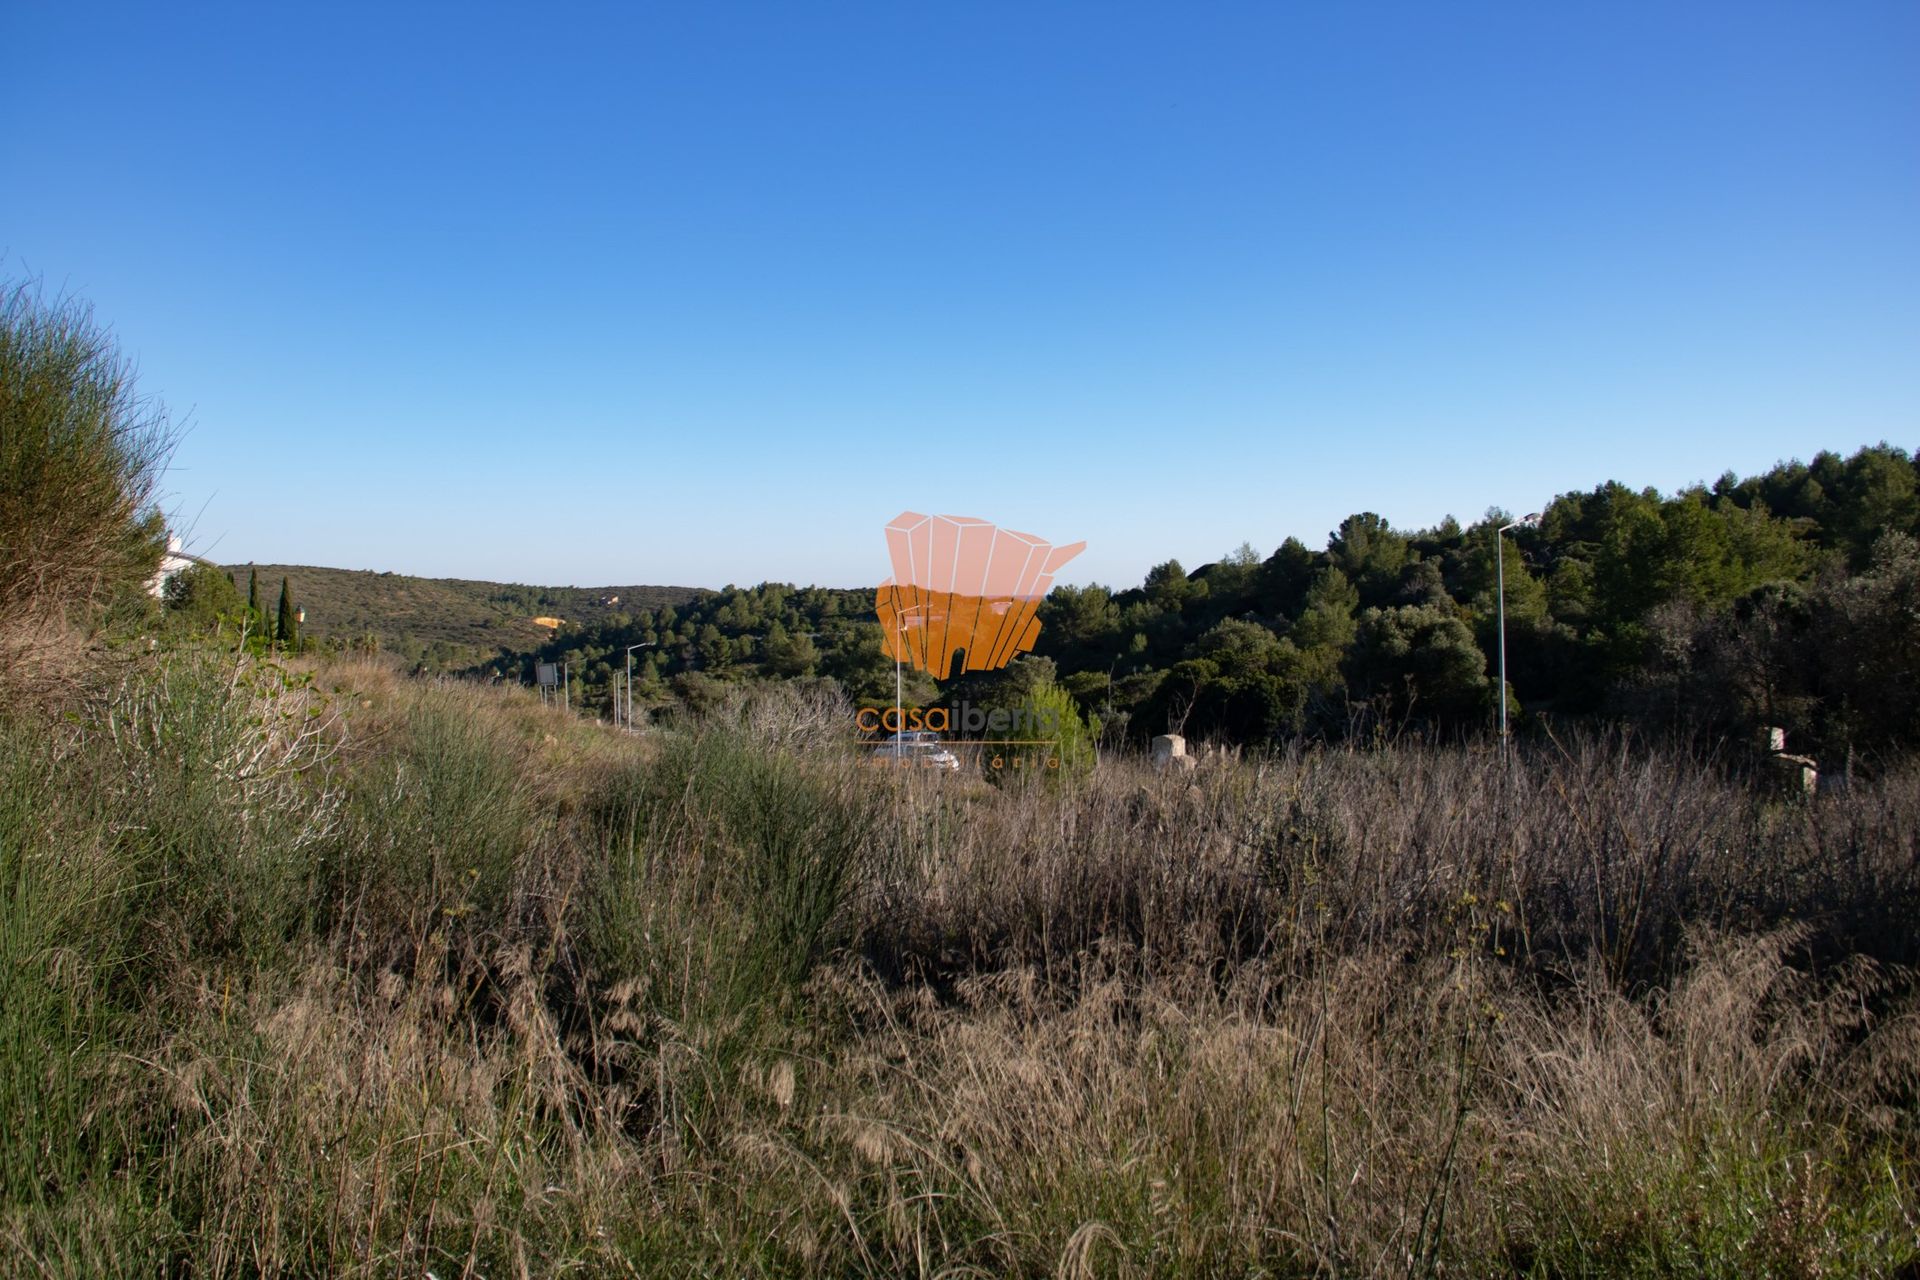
[3,649,1917,1277]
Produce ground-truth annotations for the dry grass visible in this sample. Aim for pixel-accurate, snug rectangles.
[2,651,1916,1276]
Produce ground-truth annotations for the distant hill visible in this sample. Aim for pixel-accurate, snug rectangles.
[223,564,707,666]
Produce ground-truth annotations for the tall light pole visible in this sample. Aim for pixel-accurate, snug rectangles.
[893,604,926,756]
[1496,512,1540,762]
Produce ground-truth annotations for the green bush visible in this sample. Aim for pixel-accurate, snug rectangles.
[0,281,171,636]
[337,696,531,945]
[94,651,338,968]
[586,725,880,1024]
[983,674,1096,783]
[0,733,112,1208]
[162,563,246,636]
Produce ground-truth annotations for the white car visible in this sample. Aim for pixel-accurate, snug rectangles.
[871,731,962,771]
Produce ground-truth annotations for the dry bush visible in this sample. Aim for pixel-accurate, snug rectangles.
[0,281,174,703]
[149,944,619,1277]
[638,934,1915,1276]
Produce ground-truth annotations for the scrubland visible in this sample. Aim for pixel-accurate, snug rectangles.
[3,648,1916,1278]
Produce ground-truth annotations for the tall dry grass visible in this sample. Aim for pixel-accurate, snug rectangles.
[859,732,1920,991]
[1,651,1915,1276]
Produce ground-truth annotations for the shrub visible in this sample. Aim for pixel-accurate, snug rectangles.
[586,722,881,1026]
[162,562,245,635]
[0,282,173,666]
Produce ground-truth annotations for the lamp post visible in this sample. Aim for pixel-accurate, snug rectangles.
[893,604,926,757]
[1496,512,1541,762]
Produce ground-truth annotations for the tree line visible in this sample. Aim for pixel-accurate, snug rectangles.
[500,442,1919,770]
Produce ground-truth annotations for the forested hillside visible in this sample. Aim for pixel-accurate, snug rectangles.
[219,564,706,669]
[507,443,1920,764]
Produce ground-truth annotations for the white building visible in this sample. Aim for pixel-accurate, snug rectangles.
[147,534,201,599]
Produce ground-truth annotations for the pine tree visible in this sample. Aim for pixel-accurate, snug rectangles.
[276,577,298,654]
[247,566,259,616]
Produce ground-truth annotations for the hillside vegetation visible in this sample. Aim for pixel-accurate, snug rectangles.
[219,563,705,670]
[509,443,1920,773]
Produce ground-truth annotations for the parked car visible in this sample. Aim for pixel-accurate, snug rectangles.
[871,730,961,771]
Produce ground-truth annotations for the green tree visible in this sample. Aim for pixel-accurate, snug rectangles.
[1191,616,1284,678]
[276,577,298,654]
[163,562,245,633]
[1546,557,1595,625]
[982,671,1096,780]
[1463,521,1548,627]
[1328,512,1411,601]
[1347,604,1491,726]
[1040,583,1121,652]
[1814,532,1920,752]
[1200,542,1263,602]
[697,623,731,671]
[1589,484,1670,630]
[821,624,900,703]
[1258,537,1318,618]
[762,621,818,678]
[1819,445,1918,566]
[1703,581,1817,738]
[1651,489,1809,606]
[1293,568,1360,653]
[1396,557,1452,608]
[1193,670,1303,742]
[1144,559,1195,612]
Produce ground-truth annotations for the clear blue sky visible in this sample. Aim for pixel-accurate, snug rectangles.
[5,2,1915,590]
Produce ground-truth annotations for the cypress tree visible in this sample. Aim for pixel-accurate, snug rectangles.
[276,578,298,654]
[246,566,268,646]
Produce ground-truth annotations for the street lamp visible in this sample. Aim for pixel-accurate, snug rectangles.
[1496,512,1541,762]
[893,604,926,757]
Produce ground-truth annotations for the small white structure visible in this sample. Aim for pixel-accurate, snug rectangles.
[147,534,198,599]
[1760,726,1818,797]
[1151,734,1196,773]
